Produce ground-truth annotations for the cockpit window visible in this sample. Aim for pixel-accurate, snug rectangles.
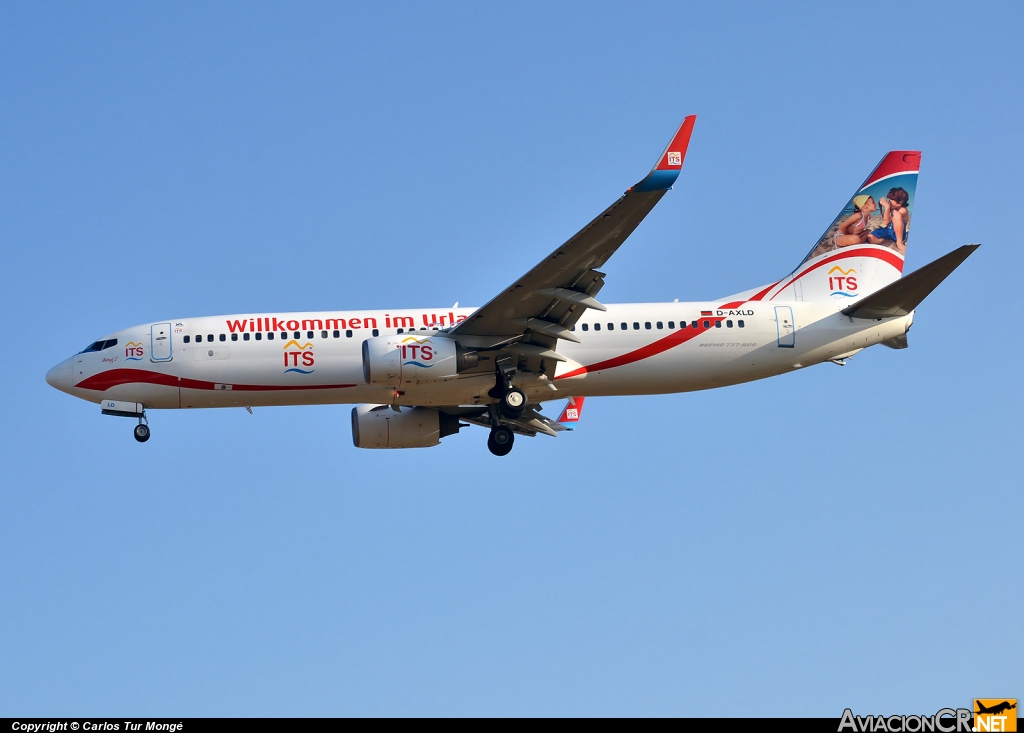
[79,338,118,353]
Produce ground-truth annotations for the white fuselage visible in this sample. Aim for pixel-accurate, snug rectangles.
[48,301,912,410]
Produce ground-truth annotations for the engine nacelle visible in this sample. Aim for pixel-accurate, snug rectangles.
[350,404,461,449]
[362,334,474,387]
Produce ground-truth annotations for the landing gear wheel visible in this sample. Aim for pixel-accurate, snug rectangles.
[487,426,514,456]
[500,388,527,419]
[134,424,150,443]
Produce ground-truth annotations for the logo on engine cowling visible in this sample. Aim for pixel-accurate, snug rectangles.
[400,337,435,368]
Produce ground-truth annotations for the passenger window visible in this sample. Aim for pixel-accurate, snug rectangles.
[255,333,262,340]
[243,333,250,341]
[738,320,745,328]
[715,321,722,328]
[703,320,710,328]
[692,321,699,328]
[219,334,226,341]
[268,332,275,340]
[607,323,614,330]
[308,331,314,339]
[346,330,353,338]
[668,321,675,329]
[284,332,290,340]
[633,322,640,330]
[205,334,211,342]
[726,320,733,328]
[645,322,651,329]
[333,330,340,338]
[621,323,627,330]
[594,323,601,331]
[183,336,191,344]
[321,330,328,339]
[293,332,300,339]
[397,328,404,334]
[372,329,379,337]
[656,322,663,329]
[582,323,589,331]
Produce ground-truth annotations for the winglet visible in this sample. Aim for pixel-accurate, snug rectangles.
[557,396,586,425]
[633,115,696,192]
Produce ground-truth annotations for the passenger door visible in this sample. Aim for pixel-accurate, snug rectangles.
[151,323,173,361]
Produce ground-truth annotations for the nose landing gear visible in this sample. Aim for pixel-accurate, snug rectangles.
[133,410,151,443]
[100,400,151,442]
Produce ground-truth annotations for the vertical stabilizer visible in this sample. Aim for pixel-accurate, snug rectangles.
[738,152,921,306]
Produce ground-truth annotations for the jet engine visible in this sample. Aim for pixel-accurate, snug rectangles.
[351,404,462,449]
[361,334,477,387]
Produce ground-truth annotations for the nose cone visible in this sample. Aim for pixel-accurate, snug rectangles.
[46,358,73,395]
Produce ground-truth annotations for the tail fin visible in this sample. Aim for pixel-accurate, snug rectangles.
[744,152,921,305]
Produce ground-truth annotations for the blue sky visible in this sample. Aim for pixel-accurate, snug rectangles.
[2,1,1021,716]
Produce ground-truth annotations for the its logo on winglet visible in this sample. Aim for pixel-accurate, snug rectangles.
[667,151,682,166]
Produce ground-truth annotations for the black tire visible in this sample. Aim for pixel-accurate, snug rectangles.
[134,424,150,443]
[500,388,527,419]
[487,426,514,456]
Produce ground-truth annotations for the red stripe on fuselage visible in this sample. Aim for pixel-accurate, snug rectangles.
[75,368,356,392]
[555,319,721,380]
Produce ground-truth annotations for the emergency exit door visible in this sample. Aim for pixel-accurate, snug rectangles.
[775,306,795,348]
[151,323,173,361]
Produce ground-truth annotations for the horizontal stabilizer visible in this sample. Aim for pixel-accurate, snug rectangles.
[842,244,979,319]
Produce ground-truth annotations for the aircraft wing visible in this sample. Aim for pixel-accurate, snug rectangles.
[449,116,696,357]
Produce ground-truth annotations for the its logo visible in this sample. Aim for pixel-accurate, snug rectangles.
[667,151,682,166]
[283,339,314,374]
[565,408,579,420]
[975,700,1017,732]
[125,342,144,360]
[828,265,858,297]
[399,337,435,368]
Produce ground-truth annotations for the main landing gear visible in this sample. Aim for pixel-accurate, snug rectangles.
[485,356,524,456]
[487,426,514,456]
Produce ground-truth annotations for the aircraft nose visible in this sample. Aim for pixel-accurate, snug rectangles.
[46,358,73,395]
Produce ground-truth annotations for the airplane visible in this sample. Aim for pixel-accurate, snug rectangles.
[45,115,979,456]
[976,701,1017,716]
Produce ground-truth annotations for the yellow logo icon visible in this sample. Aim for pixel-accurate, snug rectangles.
[975,700,1017,732]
